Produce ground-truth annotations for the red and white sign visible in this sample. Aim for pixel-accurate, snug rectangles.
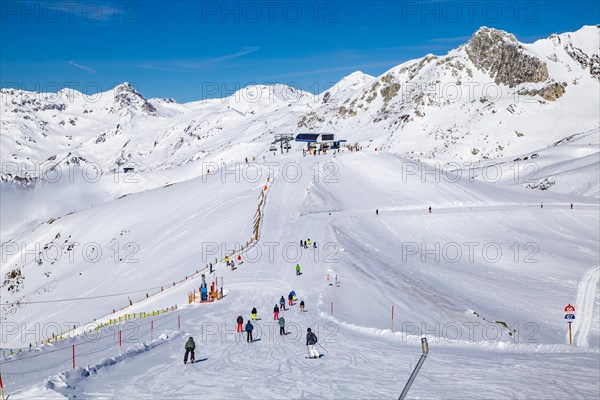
[564,304,575,313]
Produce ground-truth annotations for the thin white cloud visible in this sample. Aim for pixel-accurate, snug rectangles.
[68,60,96,75]
[138,47,259,71]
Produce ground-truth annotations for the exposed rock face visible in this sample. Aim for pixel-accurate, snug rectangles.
[564,43,600,80]
[110,83,157,115]
[518,82,567,101]
[466,27,549,87]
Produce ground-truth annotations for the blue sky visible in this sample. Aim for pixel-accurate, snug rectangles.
[1,0,598,102]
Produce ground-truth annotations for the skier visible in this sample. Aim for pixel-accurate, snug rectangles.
[279,316,286,335]
[237,255,241,262]
[303,240,307,249]
[307,239,311,247]
[280,295,286,311]
[245,157,248,164]
[231,260,235,271]
[376,209,379,215]
[428,206,432,214]
[300,239,303,247]
[251,307,258,320]
[274,304,279,320]
[296,264,301,276]
[291,290,296,301]
[209,262,213,273]
[184,336,195,364]
[300,300,305,312]
[245,320,254,342]
[288,292,293,306]
[571,203,574,209]
[236,315,244,333]
[313,242,317,249]
[541,202,543,208]
[306,328,319,359]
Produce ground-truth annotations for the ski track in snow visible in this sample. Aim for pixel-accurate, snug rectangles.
[573,266,600,347]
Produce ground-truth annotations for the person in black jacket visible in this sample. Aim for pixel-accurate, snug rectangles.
[300,300,305,312]
[245,320,254,343]
[273,305,279,320]
[251,307,258,320]
[306,328,319,358]
[184,336,195,364]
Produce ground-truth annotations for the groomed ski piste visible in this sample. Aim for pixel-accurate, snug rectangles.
[1,129,599,399]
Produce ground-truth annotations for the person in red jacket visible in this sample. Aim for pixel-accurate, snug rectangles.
[236,315,243,332]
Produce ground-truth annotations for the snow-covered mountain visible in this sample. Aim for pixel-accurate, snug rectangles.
[1,25,599,399]
[2,26,598,182]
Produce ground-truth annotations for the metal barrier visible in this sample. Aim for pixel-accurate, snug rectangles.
[399,337,429,400]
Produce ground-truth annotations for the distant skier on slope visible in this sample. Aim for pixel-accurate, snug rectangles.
[274,305,280,320]
[291,290,296,301]
[251,307,258,320]
[245,320,254,342]
[236,315,244,333]
[296,264,301,276]
[300,300,305,312]
[288,292,293,306]
[184,336,195,364]
[280,295,286,311]
[306,328,319,359]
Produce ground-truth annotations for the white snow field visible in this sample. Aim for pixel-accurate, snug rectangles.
[1,144,599,399]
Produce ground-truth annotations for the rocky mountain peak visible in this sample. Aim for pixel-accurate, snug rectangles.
[466,26,548,87]
[110,82,157,116]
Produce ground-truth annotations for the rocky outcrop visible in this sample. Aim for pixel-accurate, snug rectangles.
[466,27,549,87]
[110,83,157,115]
[518,81,567,101]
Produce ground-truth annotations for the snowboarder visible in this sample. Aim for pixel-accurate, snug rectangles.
[296,264,301,276]
[306,328,319,359]
[280,295,286,311]
[251,307,258,320]
[291,290,296,301]
[236,315,244,332]
[279,316,286,335]
[184,336,195,364]
[274,305,279,320]
[307,239,311,246]
[288,292,293,306]
[245,320,254,342]
[300,300,305,312]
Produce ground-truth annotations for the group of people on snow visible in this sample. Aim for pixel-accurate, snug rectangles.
[300,238,317,249]
[185,297,320,363]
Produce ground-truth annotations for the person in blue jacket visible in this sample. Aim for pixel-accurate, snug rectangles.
[245,320,254,343]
